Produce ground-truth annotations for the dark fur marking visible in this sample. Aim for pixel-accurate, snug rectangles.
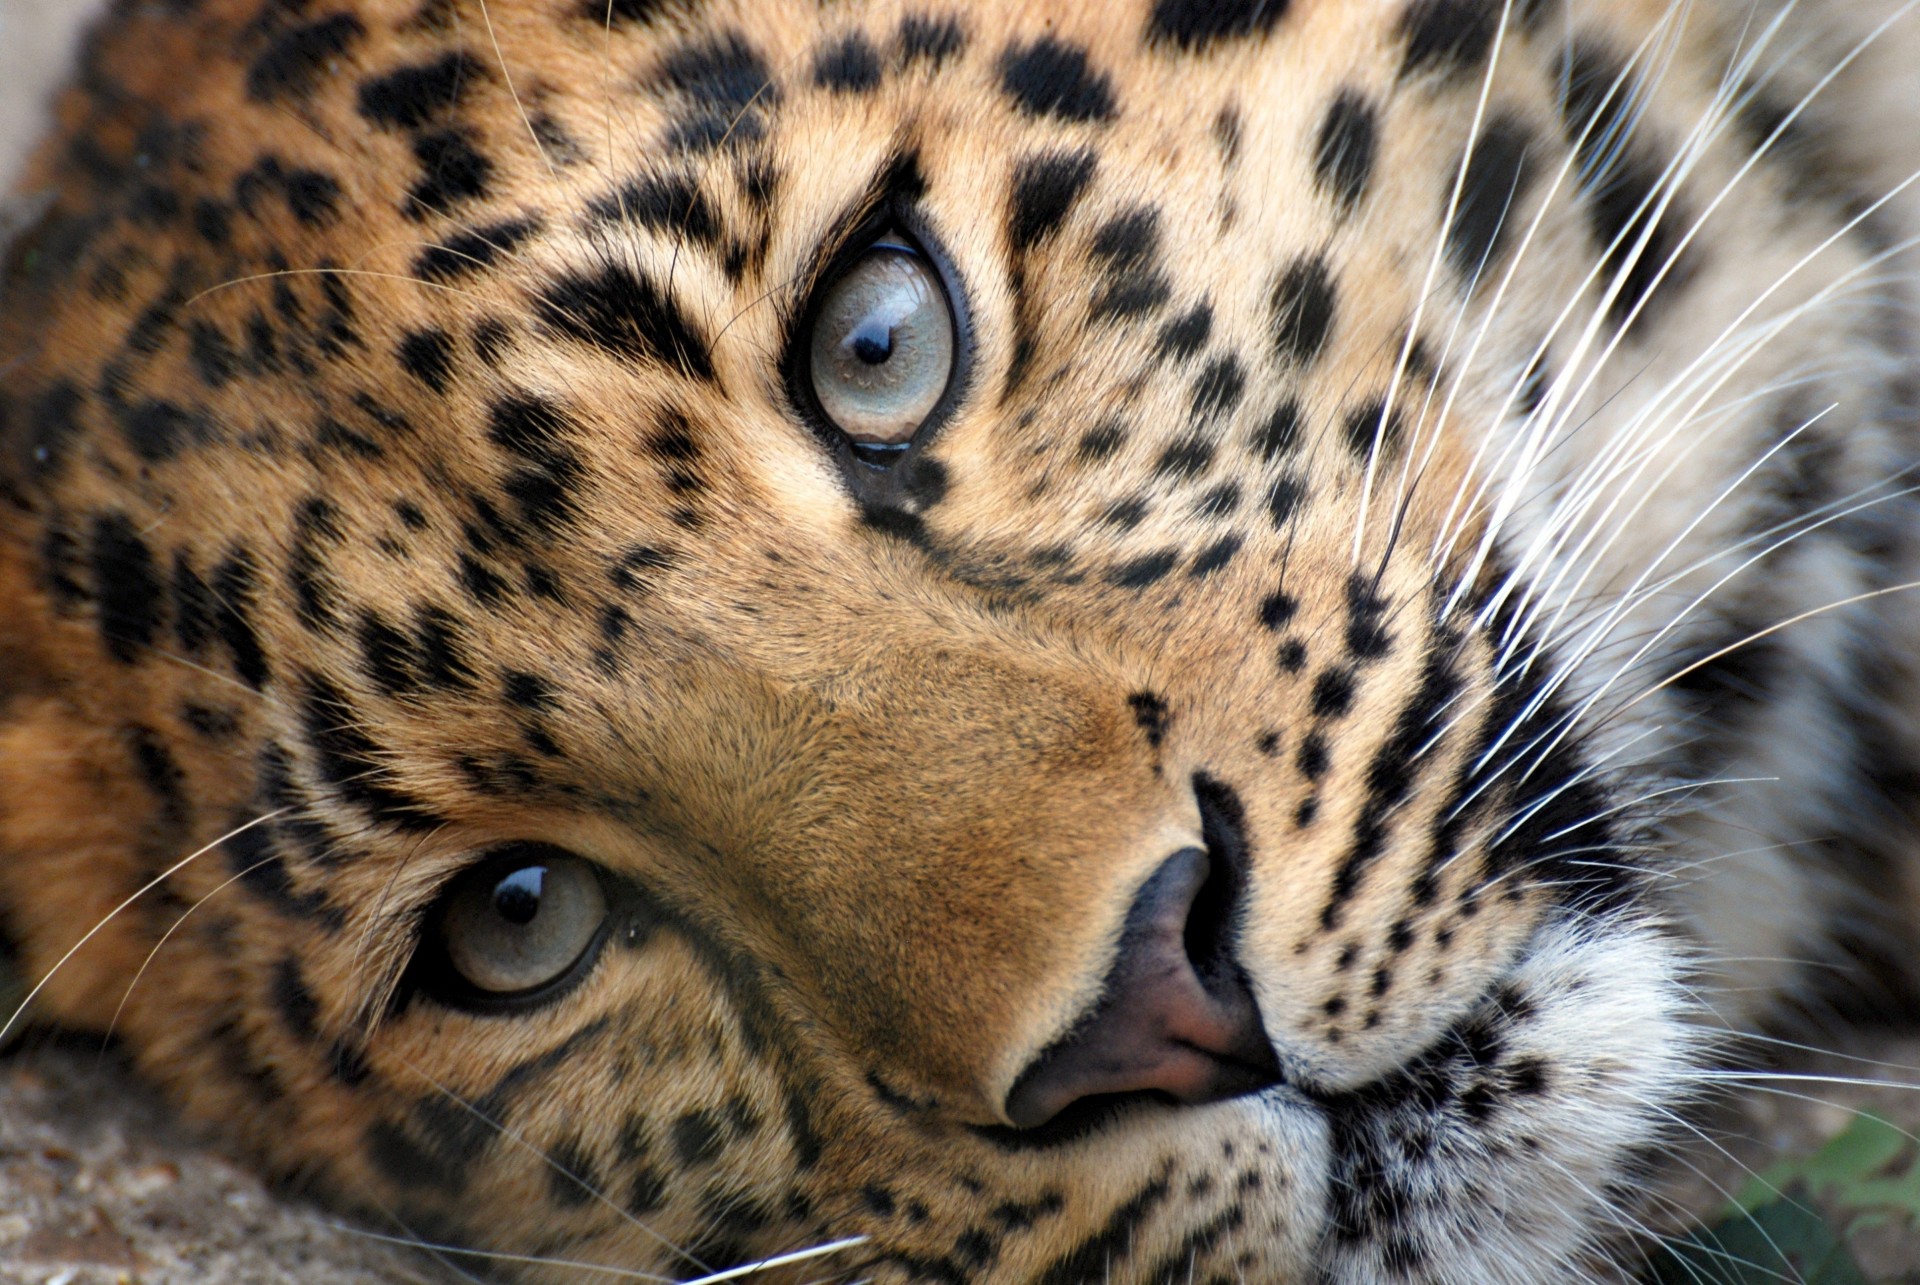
[1267,475,1307,526]
[90,513,162,663]
[1297,731,1329,780]
[1398,0,1501,78]
[39,521,87,611]
[1031,1175,1171,1285]
[1086,211,1170,318]
[471,318,513,367]
[326,1037,371,1087]
[357,51,488,130]
[415,217,540,282]
[192,198,233,246]
[546,1137,604,1208]
[1189,535,1243,578]
[1193,481,1241,518]
[171,554,212,654]
[1252,399,1303,460]
[300,673,447,831]
[1077,419,1126,462]
[610,543,676,591]
[1191,355,1246,421]
[1214,107,1243,163]
[358,612,417,696]
[1279,638,1309,674]
[1091,275,1173,322]
[588,0,672,23]
[187,322,239,389]
[406,130,493,219]
[1342,396,1406,459]
[501,432,585,532]
[1314,91,1379,211]
[127,725,189,830]
[1313,667,1358,719]
[658,30,778,110]
[1109,549,1180,589]
[115,398,205,463]
[1156,437,1214,478]
[1518,350,1551,414]
[903,456,950,509]
[281,169,342,228]
[222,815,345,930]
[1128,692,1171,748]
[815,33,885,92]
[1009,149,1097,251]
[19,381,84,479]
[1157,303,1213,362]
[397,328,455,393]
[1269,255,1337,365]
[626,1162,668,1215]
[369,1020,608,1193]
[999,37,1116,123]
[1321,647,1462,928]
[537,264,715,380]
[898,14,967,66]
[1260,589,1299,631]
[588,173,722,247]
[288,498,342,633]
[1090,207,1159,268]
[1146,0,1288,50]
[645,412,702,465]
[247,14,365,102]
[503,670,557,714]
[671,1109,726,1166]
[211,549,271,689]
[1557,40,1693,328]
[488,394,576,459]
[655,32,780,153]
[1346,574,1395,659]
[272,956,320,1042]
[1448,115,1536,280]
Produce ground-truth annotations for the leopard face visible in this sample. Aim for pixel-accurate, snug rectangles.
[3,0,1918,1280]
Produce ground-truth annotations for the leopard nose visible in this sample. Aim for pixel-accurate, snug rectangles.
[1003,846,1281,1129]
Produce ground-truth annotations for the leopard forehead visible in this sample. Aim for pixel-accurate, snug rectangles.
[6,0,1891,1279]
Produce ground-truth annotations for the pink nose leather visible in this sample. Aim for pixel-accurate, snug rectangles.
[1004,848,1280,1129]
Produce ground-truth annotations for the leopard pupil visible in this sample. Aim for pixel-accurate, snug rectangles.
[850,322,893,366]
[493,867,546,927]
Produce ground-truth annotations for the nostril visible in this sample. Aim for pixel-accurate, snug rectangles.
[1186,772,1253,991]
[1003,795,1280,1129]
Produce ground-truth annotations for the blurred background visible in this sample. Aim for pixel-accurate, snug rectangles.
[0,0,101,190]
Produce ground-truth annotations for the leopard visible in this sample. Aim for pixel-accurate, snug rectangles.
[4,0,1920,1280]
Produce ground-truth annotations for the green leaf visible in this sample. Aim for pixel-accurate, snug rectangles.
[1733,1114,1909,1215]
[1646,1195,1870,1285]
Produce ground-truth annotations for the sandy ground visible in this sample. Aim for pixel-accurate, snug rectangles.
[0,1041,447,1285]
[7,0,1920,1280]
[6,1029,1920,1284]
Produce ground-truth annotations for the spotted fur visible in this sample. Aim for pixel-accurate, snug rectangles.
[3,1,1920,1281]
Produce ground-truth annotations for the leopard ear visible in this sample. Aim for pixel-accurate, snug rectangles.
[0,527,161,1034]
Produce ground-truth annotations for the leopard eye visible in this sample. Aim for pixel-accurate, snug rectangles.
[807,242,955,451]
[434,845,608,999]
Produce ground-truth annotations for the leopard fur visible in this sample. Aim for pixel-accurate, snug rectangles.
[4,0,1920,1281]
